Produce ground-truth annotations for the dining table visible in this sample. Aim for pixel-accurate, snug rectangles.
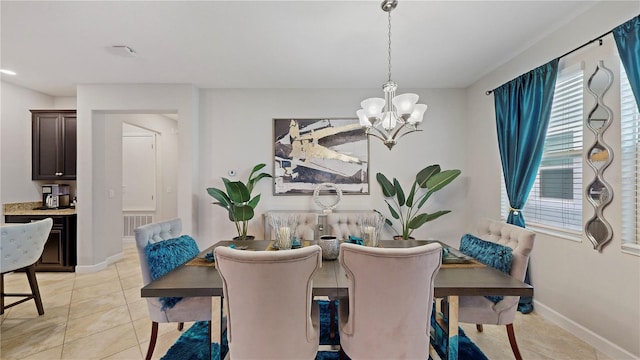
[140,239,533,360]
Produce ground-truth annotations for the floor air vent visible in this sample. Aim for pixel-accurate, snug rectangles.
[123,214,154,237]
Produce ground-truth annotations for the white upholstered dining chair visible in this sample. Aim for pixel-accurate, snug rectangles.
[338,242,442,359]
[0,218,53,316]
[457,218,536,360]
[214,244,322,360]
[265,212,318,241]
[326,212,381,241]
[134,218,212,360]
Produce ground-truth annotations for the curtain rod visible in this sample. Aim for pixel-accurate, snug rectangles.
[485,29,614,96]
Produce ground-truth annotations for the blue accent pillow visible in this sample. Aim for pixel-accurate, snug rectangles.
[145,235,200,310]
[348,235,364,246]
[459,233,513,303]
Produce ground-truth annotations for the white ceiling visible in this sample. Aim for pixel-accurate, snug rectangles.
[1,1,599,97]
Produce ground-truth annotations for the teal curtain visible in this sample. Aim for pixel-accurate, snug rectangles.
[614,16,640,109]
[495,59,559,227]
[494,59,559,313]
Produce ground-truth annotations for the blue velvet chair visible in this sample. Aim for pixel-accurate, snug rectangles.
[457,218,536,360]
[134,218,212,360]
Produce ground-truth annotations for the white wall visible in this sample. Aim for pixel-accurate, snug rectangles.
[75,84,198,269]
[53,97,76,109]
[465,2,639,358]
[198,88,468,245]
[1,82,54,207]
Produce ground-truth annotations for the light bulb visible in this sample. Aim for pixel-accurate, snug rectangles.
[381,112,397,131]
[356,109,371,127]
[392,93,418,116]
[407,104,427,125]
[360,98,385,119]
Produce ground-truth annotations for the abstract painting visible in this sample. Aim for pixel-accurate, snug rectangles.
[273,118,369,195]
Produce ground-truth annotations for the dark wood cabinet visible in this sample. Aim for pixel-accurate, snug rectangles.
[4,214,77,272]
[31,110,77,180]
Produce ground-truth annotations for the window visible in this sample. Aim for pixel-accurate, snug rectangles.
[620,63,639,249]
[501,69,584,232]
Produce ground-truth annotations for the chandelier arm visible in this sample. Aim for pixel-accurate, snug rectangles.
[391,122,411,140]
[372,124,394,140]
[393,128,424,142]
[366,130,388,143]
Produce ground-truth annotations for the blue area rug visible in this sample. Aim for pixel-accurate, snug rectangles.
[161,321,227,360]
[430,314,489,360]
[161,300,487,360]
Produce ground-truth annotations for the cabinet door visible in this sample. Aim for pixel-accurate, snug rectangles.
[32,112,61,179]
[39,226,64,266]
[61,115,77,179]
[3,215,76,272]
[31,110,77,180]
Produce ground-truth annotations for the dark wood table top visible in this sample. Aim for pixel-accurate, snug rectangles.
[141,240,533,298]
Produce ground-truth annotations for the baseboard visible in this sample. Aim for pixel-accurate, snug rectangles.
[75,251,124,273]
[534,300,637,359]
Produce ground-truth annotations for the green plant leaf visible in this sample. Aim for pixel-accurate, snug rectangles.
[408,210,452,229]
[230,204,254,222]
[247,164,272,193]
[416,191,432,209]
[416,164,441,188]
[427,210,451,223]
[393,178,405,206]
[247,172,272,193]
[406,182,417,207]
[385,200,400,219]
[247,194,261,209]
[211,202,229,210]
[250,163,267,175]
[206,187,231,208]
[376,173,396,197]
[223,178,250,203]
[425,169,461,192]
[407,213,430,229]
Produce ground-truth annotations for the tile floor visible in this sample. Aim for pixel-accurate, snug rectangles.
[0,242,610,360]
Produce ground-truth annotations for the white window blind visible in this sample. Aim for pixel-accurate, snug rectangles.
[620,63,640,247]
[521,70,584,231]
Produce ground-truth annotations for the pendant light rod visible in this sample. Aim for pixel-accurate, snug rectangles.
[382,0,396,82]
[387,11,392,82]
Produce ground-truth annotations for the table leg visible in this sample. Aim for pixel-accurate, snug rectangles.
[447,296,459,360]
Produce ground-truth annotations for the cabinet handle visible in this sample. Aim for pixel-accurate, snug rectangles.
[56,172,63,176]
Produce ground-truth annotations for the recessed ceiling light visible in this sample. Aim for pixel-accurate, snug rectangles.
[0,69,17,75]
[107,45,137,58]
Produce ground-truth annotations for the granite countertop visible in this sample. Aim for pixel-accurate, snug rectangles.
[3,202,77,216]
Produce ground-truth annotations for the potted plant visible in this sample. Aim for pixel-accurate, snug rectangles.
[376,164,461,240]
[206,163,272,240]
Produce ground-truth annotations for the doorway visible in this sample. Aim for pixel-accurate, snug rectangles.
[122,123,157,237]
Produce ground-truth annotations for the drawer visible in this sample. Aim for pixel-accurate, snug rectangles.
[5,215,66,226]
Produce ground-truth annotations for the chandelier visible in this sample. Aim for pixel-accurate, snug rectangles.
[356,0,426,150]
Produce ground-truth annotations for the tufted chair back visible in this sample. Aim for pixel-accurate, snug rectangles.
[134,218,182,286]
[326,212,379,240]
[1,218,53,316]
[474,218,535,283]
[338,242,442,359]
[265,212,318,241]
[215,244,322,359]
[1,218,53,274]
